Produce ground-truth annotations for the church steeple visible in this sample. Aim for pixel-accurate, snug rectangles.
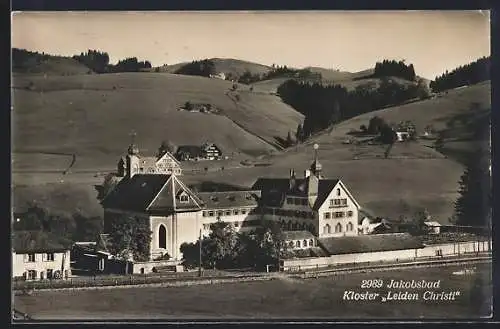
[310,143,322,178]
[127,130,139,155]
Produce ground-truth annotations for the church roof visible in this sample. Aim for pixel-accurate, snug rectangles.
[101,174,171,212]
[197,190,261,209]
[101,174,204,213]
[251,178,340,211]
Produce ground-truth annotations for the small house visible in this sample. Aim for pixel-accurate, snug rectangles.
[282,231,317,250]
[201,142,222,160]
[424,221,442,235]
[12,231,72,280]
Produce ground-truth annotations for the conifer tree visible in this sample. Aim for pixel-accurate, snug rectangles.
[454,151,491,227]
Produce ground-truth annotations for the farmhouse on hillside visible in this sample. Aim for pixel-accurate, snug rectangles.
[209,72,226,80]
[175,142,223,161]
[12,231,72,281]
[117,142,182,178]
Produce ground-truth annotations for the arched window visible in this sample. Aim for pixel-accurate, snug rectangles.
[289,241,295,248]
[335,223,342,233]
[303,239,308,247]
[323,224,331,235]
[337,188,341,196]
[296,240,301,248]
[158,224,167,249]
[309,239,314,247]
[347,222,354,231]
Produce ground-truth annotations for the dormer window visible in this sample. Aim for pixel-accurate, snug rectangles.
[178,191,189,203]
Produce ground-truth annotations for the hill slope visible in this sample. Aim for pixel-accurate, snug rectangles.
[183,82,491,223]
[158,58,272,78]
[12,49,92,76]
[12,72,303,170]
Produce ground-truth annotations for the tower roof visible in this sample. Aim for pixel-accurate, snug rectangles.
[310,143,322,175]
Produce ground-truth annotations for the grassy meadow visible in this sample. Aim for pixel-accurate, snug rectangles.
[11,67,490,225]
[14,263,492,320]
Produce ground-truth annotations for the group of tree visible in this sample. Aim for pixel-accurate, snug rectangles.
[278,76,426,140]
[429,56,490,93]
[373,59,416,81]
[13,203,103,243]
[72,50,110,73]
[72,49,152,73]
[453,149,491,228]
[174,59,216,77]
[12,48,57,71]
[180,219,289,271]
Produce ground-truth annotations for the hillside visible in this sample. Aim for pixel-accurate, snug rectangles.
[12,48,93,75]
[183,82,491,223]
[12,72,303,171]
[158,58,272,78]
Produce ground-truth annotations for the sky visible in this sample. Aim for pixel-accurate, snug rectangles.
[11,11,491,80]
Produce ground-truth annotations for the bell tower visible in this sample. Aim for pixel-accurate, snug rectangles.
[310,143,322,179]
[126,131,140,178]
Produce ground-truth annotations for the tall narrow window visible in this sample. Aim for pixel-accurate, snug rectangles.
[158,224,167,249]
[335,223,342,233]
[347,222,354,232]
[337,188,341,196]
[323,224,331,235]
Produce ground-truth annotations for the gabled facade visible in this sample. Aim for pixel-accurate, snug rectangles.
[201,143,223,160]
[117,143,182,178]
[253,146,361,239]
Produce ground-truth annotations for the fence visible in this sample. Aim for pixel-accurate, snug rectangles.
[280,240,491,272]
[12,269,267,291]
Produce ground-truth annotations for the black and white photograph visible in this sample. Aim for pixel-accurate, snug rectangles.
[11,10,492,321]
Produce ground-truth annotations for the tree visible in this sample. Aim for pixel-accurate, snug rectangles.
[454,151,491,227]
[108,215,152,270]
[157,140,177,156]
[286,131,294,147]
[416,78,431,99]
[97,173,119,201]
[296,123,304,142]
[184,101,194,111]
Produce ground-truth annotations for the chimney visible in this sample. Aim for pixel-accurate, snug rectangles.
[304,169,311,178]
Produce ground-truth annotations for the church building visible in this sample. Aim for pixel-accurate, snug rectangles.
[102,143,361,262]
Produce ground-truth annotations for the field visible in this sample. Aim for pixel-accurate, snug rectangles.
[13,263,492,320]
[11,71,491,223]
[12,72,304,166]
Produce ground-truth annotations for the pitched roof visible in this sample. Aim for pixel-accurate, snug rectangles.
[252,178,340,210]
[148,175,204,212]
[157,151,182,166]
[318,233,424,255]
[197,190,261,209]
[282,230,315,241]
[101,174,171,212]
[138,156,158,168]
[12,230,72,253]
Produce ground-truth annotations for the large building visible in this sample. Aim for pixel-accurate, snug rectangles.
[117,143,182,178]
[12,231,72,280]
[253,146,360,239]
[102,144,361,261]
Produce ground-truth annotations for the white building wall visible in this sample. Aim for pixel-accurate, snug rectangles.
[201,207,260,235]
[281,240,491,271]
[12,250,71,279]
[318,182,358,238]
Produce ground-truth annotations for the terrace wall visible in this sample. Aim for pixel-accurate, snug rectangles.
[280,240,491,271]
